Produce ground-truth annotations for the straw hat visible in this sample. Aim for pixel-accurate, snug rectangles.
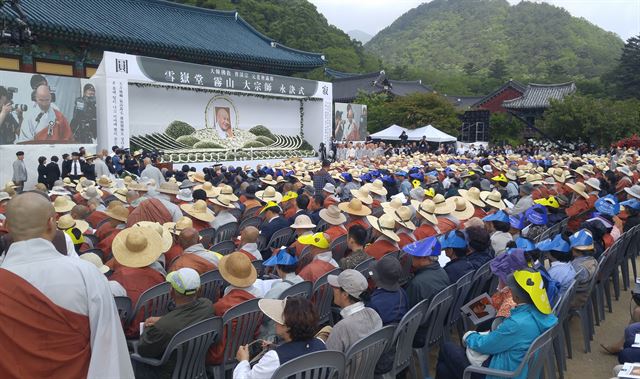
[381,197,403,211]
[624,185,640,200]
[209,195,236,209]
[432,194,455,215]
[218,252,257,288]
[566,182,589,199]
[0,192,11,202]
[80,252,109,274]
[458,187,485,208]
[180,200,215,222]
[75,179,95,192]
[414,199,438,225]
[105,204,129,222]
[189,172,206,183]
[505,170,518,181]
[369,179,388,196]
[389,206,416,230]
[447,196,475,220]
[366,214,400,242]
[260,175,277,186]
[299,173,312,187]
[81,186,104,200]
[220,185,239,202]
[525,174,543,185]
[481,190,506,210]
[319,205,347,225]
[617,166,632,177]
[256,186,283,203]
[290,214,316,229]
[158,181,180,195]
[96,175,114,188]
[52,196,75,213]
[112,187,129,203]
[338,198,372,217]
[258,299,286,325]
[194,182,220,198]
[56,214,89,233]
[164,216,194,235]
[134,221,172,253]
[112,227,163,268]
[350,187,373,205]
[585,178,601,191]
[62,177,74,187]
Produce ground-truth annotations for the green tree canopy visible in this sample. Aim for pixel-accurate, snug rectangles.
[610,35,640,99]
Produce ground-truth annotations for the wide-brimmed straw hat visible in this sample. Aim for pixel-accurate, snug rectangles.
[81,186,104,200]
[481,190,506,210]
[389,206,416,230]
[369,179,388,196]
[256,186,283,203]
[319,205,347,225]
[188,172,206,183]
[447,196,475,220]
[194,182,220,198]
[617,166,632,177]
[459,187,485,208]
[52,196,75,213]
[624,185,640,200]
[209,195,237,209]
[218,252,257,288]
[566,182,589,199]
[350,187,373,205]
[105,204,129,222]
[220,185,239,202]
[414,199,439,225]
[56,214,90,233]
[80,252,110,274]
[258,298,286,325]
[432,194,455,215]
[96,175,114,188]
[584,178,601,191]
[338,198,372,216]
[290,214,316,229]
[381,197,403,211]
[134,221,172,253]
[158,182,180,195]
[260,175,277,186]
[366,214,400,242]
[180,200,215,222]
[112,227,163,268]
[163,216,194,235]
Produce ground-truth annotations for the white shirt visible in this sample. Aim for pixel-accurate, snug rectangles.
[314,251,338,268]
[71,160,83,176]
[0,238,134,378]
[239,243,262,261]
[233,350,280,379]
[109,280,127,297]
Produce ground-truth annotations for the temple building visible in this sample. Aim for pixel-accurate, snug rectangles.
[0,0,325,78]
[326,69,433,103]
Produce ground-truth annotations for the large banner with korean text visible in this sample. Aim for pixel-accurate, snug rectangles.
[94,52,332,163]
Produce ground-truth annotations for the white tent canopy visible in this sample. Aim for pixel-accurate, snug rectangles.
[370,124,456,142]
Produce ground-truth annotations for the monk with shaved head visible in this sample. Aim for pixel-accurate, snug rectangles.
[169,227,219,274]
[0,193,133,377]
[238,226,261,261]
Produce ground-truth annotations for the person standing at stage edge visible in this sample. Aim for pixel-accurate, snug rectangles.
[0,192,134,378]
[12,151,27,192]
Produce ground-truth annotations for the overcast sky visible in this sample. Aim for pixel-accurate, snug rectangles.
[308,0,640,41]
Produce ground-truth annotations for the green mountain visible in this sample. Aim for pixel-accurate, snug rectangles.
[172,0,381,78]
[366,0,624,95]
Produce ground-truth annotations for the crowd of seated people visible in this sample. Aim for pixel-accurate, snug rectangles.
[1,148,639,378]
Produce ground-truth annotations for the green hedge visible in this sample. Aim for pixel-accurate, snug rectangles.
[255,136,275,145]
[193,141,224,149]
[249,125,276,140]
[165,120,196,139]
[176,135,199,147]
[243,141,266,148]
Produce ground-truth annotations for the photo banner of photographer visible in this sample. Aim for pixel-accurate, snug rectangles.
[0,71,97,145]
[333,102,367,142]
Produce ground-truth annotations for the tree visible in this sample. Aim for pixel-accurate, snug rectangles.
[463,62,477,76]
[542,94,640,146]
[489,59,508,81]
[490,113,523,146]
[355,92,461,136]
[611,35,640,99]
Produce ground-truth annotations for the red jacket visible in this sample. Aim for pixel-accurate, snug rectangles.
[207,290,257,364]
[299,260,335,283]
[169,253,216,275]
[365,239,399,260]
[110,266,165,338]
[414,224,438,241]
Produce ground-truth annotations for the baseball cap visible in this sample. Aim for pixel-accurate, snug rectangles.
[328,269,368,299]
[403,236,441,257]
[166,268,201,295]
[483,210,509,224]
